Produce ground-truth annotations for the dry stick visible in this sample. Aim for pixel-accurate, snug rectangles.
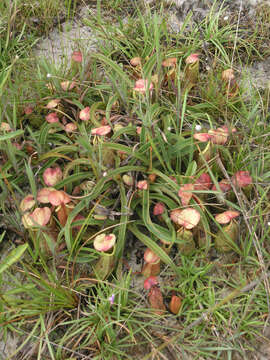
[142,270,270,360]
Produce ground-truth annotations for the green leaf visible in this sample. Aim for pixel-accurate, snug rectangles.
[55,172,93,189]
[38,152,73,162]
[0,243,28,274]
[129,223,179,276]
[24,161,37,199]
[0,63,13,97]
[0,231,6,244]
[142,189,175,244]
[90,102,106,126]
[0,129,24,142]
[102,142,148,165]
[115,182,129,261]
[91,53,133,87]
[185,160,197,177]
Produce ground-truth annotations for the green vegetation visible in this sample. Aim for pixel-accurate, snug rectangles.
[1,0,270,359]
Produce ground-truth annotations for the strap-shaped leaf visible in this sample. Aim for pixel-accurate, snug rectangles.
[0,129,24,142]
[142,189,175,245]
[129,223,178,275]
[91,53,133,87]
[115,182,129,261]
[0,243,28,274]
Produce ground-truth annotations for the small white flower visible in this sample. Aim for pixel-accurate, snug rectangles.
[268,221,270,226]
[195,124,202,131]
[47,73,52,78]
[224,15,229,21]
[103,171,107,177]
[167,127,171,131]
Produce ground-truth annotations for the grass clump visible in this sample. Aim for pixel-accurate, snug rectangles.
[1,2,270,359]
